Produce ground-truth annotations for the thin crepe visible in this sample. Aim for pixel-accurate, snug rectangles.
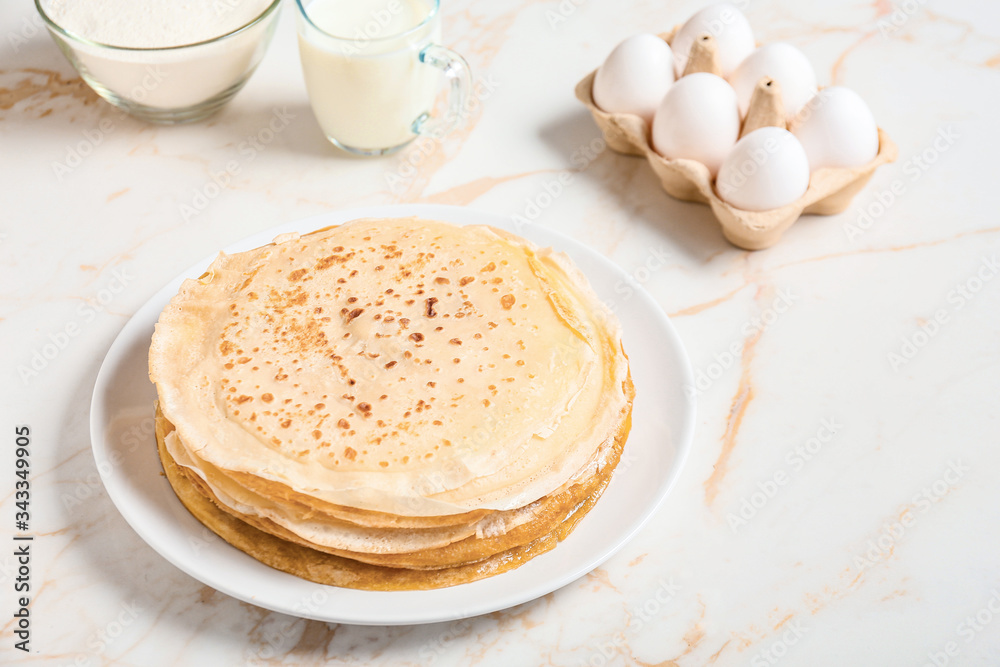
[150,218,631,521]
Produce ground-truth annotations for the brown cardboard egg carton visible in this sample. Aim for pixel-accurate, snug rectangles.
[575,29,898,250]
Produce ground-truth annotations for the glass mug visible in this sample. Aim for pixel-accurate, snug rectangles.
[295,0,472,156]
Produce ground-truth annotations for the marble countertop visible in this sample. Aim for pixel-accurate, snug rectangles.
[3,0,1000,664]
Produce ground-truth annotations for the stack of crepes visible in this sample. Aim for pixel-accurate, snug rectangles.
[149,218,633,590]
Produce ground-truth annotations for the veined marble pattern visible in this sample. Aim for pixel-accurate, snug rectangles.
[2,0,999,664]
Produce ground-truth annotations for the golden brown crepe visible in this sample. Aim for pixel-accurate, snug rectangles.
[149,218,633,589]
[156,402,631,589]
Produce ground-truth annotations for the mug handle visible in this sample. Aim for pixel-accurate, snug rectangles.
[412,44,472,139]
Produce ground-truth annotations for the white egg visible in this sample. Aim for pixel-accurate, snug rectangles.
[652,73,741,176]
[790,86,879,171]
[593,34,675,124]
[716,127,810,211]
[729,43,817,119]
[672,3,755,77]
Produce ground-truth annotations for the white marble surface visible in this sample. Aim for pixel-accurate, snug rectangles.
[3,0,1000,664]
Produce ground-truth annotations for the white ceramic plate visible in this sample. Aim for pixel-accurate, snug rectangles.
[90,204,695,625]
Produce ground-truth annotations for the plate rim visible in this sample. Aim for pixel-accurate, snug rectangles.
[89,204,696,625]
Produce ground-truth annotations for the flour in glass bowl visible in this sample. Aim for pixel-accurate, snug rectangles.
[41,0,274,48]
[39,0,279,113]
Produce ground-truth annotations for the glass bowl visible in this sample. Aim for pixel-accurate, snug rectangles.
[35,0,282,124]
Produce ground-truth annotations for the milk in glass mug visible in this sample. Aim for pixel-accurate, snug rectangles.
[296,0,472,155]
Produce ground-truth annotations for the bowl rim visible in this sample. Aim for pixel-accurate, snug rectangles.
[34,0,283,52]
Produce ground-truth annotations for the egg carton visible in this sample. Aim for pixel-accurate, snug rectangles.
[575,29,898,250]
